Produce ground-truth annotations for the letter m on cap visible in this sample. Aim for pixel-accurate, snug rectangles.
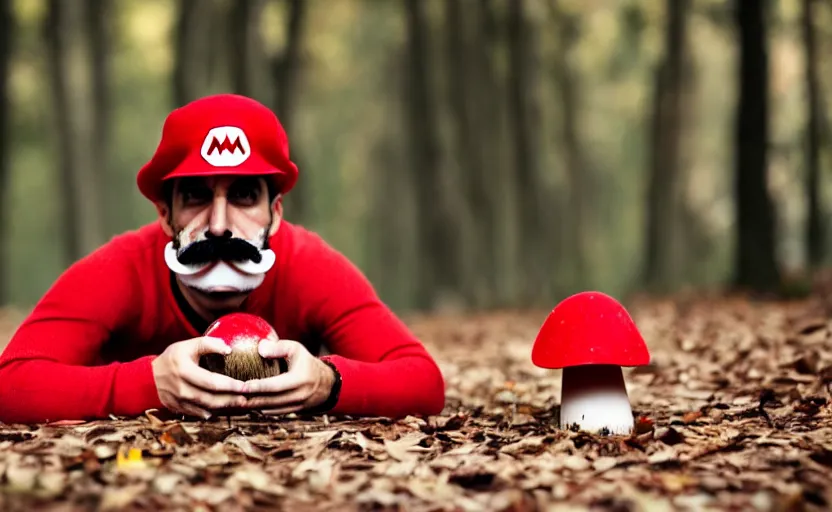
[200,126,251,167]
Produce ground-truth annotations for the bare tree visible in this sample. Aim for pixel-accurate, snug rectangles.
[229,0,264,98]
[547,0,590,292]
[443,0,490,307]
[0,0,12,303]
[86,0,112,226]
[643,0,690,290]
[506,0,546,304]
[173,0,214,106]
[272,0,305,130]
[471,0,517,306]
[272,0,308,221]
[44,0,106,263]
[802,0,823,268]
[403,0,459,310]
[733,0,780,291]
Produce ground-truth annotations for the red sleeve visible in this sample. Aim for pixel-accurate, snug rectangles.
[293,234,445,418]
[0,241,164,424]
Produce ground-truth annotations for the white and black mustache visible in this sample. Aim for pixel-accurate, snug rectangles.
[164,235,277,277]
[176,237,264,266]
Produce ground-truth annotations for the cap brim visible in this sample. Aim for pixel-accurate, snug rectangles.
[140,151,293,202]
[138,145,299,202]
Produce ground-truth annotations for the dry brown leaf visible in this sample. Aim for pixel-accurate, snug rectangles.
[98,483,146,510]
[2,298,832,510]
[225,433,265,461]
[186,484,234,506]
[383,432,430,462]
[226,465,281,495]
[144,409,166,427]
[151,473,183,495]
[159,422,194,446]
[4,463,38,492]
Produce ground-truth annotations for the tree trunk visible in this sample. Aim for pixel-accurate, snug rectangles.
[45,0,105,264]
[802,0,823,268]
[471,0,514,307]
[403,0,458,310]
[443,0,490,307]
[368,128,413,312]
[272,0,308,221]
[0,0,12,303]
[547,0,590,293]
[733,0,780,291]
[506,0,543,305]
[86,0,111,230]
[229,0,257,98]
[366,48,416,312]
[173,0,213,106]
[643,0,689,291]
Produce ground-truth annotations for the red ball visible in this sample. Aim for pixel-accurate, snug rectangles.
[199,313,285,381]
[204,312,279,349]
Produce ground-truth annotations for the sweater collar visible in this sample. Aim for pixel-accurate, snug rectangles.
[169,270,212,333]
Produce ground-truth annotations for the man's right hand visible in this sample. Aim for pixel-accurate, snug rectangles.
[151,336,247,419]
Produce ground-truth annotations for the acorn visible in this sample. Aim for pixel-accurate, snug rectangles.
[198,313,287,381]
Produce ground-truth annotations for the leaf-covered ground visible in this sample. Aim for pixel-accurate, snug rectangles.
[1,293,832,511]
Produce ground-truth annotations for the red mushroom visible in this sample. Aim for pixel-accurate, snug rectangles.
[199,313,286,381]
[531,291,650,435]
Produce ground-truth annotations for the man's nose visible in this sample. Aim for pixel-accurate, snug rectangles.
[207,196,230,236]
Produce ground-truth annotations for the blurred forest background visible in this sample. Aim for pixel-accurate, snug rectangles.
[0,0,830,314]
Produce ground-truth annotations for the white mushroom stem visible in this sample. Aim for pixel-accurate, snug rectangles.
[560,364,634,435]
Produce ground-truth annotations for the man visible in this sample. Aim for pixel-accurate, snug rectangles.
[0,94,445,424]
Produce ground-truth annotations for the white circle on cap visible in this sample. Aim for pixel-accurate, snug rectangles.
[200,126,251,167]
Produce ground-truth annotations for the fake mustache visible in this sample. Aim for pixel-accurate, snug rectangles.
[176,237,263,266]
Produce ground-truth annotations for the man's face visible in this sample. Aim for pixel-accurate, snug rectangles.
[157,175,282,311]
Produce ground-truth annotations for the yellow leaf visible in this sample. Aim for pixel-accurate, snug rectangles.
[116,447,147,470]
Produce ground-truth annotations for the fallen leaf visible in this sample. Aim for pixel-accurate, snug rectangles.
[5,463,38,492]
[0,298,831,510]
[36,471,67,499]
[186,485,234,506]
[592,456,618,472]
[226,465,282,494]
[45,420,87,427]
[159,422,194,446]
[151,473,183,494]
[226,434,265,461]
[98,484,146,511]
[116,447,147,471]
[657,427,685,446]
[144,409,166,427]
[681,411,703,424]
[383,433,430,462]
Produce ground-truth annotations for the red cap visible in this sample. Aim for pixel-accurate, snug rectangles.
[204,312,278,349]
[136,94,299,202]
[531,291,650,369]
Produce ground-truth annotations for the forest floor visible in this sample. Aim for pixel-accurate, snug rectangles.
[1,290,832,511]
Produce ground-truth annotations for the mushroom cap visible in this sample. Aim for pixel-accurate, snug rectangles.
[531,291,650,369]
[204,312,279,349]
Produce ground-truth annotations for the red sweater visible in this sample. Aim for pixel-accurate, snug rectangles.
[0,222,445,424]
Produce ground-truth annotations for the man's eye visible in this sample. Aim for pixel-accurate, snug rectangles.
[181,188,211,204]
[230,187,259,205]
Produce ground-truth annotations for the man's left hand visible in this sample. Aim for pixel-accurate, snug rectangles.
[240,339,335,415]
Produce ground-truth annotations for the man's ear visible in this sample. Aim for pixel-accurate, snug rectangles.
[268,195,283,237]
[155,201,175,237]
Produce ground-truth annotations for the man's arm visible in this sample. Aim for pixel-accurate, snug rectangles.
[0,243,164,424]
[293,234,446,419]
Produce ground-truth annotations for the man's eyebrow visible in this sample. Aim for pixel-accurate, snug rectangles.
[178,178,209,188]
[230,178,262,189]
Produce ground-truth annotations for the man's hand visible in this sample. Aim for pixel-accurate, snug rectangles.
[241,339,336,415]
[152,336,248,419]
